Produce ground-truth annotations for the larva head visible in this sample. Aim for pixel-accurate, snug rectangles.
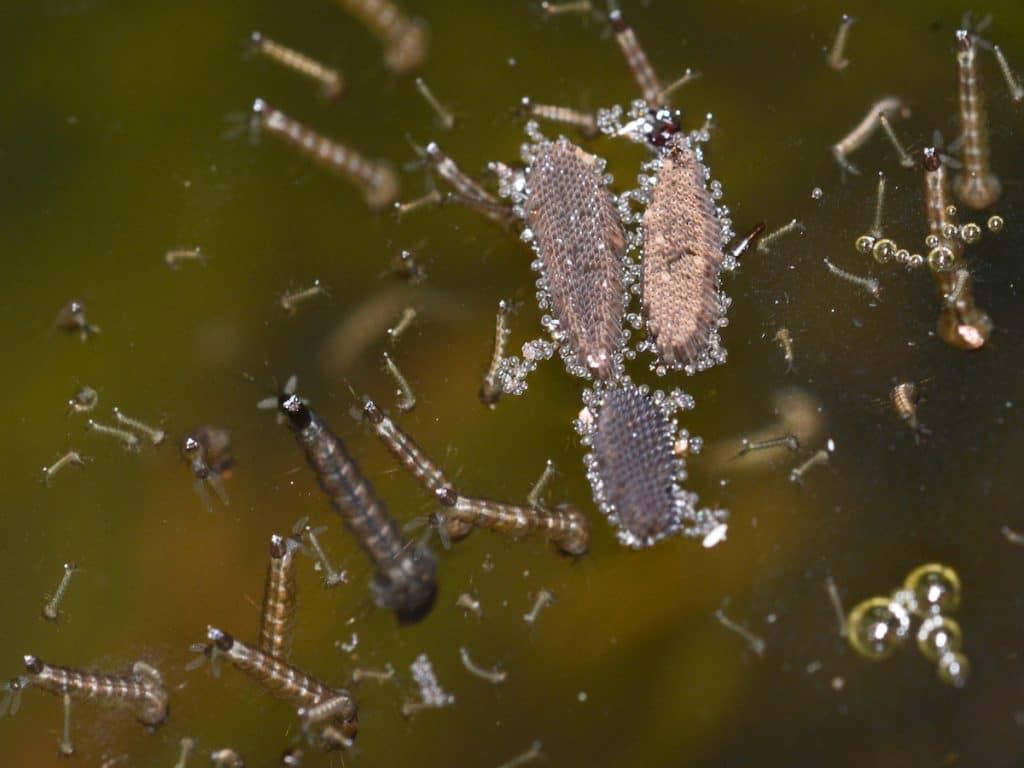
[278,393,312,430]
[207,627,234,653]
[923,147,941,173]
[23,655,44,675]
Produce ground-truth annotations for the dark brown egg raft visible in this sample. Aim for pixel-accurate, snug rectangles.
[493,133,628,387]
[575,379,726,548]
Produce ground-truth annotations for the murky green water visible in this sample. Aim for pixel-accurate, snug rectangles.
[3,0,1024,765]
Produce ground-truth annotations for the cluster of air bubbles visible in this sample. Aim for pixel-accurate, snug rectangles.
[847,563,968,687]
[855,212,1004,274]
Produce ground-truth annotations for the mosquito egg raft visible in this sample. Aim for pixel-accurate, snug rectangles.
[846,596,911,660]
[916,615,963,662]
[902,563,961,616]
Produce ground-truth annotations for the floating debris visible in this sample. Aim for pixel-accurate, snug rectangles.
[455,593,483,618]
[825,573,848,638]
[495,741,544,768]
[210,748,245,768]
[713,608,766,657]
[401,653,454,717]
[523,588,555,625]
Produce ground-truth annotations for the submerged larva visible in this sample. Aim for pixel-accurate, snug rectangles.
[953,30,1001,210]
[520,138,627,379]
[576,381,723,548]
[258,534,302,661]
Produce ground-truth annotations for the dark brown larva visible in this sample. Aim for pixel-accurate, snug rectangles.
[258,534,301,661]
[277,393,437,624]
[589,386,679,547]
[642,135,724,368]
[523,138,626,379]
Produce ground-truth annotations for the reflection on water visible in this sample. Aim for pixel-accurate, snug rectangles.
[2,0,1024,766]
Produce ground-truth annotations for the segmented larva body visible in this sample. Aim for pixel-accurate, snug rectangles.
[922,148,962,277]
[641,133,727,370]
[954,30,1000,210]
[517,137,627,379]
[207,628,357,748]
[258,534,302,661]
[23,656,168,727]
[575,381,724,548]
[332,0,427,74]
[278,394,437,624]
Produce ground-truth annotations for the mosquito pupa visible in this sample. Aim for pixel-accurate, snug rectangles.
[274,388,437,623]
[826,14,855,71]
[258,534,302,660]
[249,32,342,99]
[608,9,662,106]
[401,653,454,718]
[331,0,427,74]
[789,439,835,484]
[280,280,329,316]
[362,399,590,555]
[295,519,347,588]
[211,748,245,768]
[387,307,417,345]
[87,419,141,451]
[733,434,799,460]
[414,77,454,131]
[993,45,1024,102]
[0,677,29,717]
[954,30,1001,209]
[455,592,483,618]
[22,655,169,727]
[181,426,233,512]
[174,737,196,768]
[56,300,100,340]
[42,450,86,485]
[394,189,442,218]
[381,352,416,412]
[891,381,929,441]
[523,588,554,624]
[58,692,74,757]
[877,115,915,169]
[831,97,910,175]
[458,647,507,685]
[823,258,881,299]
[112,407,166,446]
[774,328,794,372]
[351,664,395,684]
[480,300,513,407]
[517,97,597,138]
[714,608,766,657]
[496,741,544,768]
[205,628,357,747]
[67,386,99,414]
[540,0,592,14]
[756,219,805,254]
[165,247,206,271]
[825,573,848,638]
[42,562,79,622]
[251,100,398,210]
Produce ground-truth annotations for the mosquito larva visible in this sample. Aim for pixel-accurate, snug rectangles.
[870,172,887,239]
[527,459,557,510]
[774,328,794,372]
[42,562,78,622]
[67,386,99,414]
[993,45,1024,102]
[608,9,662,106]
[297,693,359,747]
[181,425,233,512]
[831,97,909,175]
[789,440,835,484]
[823,257,881,299]
[387,307,417,345]
[825,574,848,638]
[414,77,455,131]
[0,677,29,717]
[657,68,701,104]
[251,99,398,210]
[826,13,855,70]
[249,32,343,99]
[381,351,416,412]
[55,300,100,340]
[280,280,330,316]
[22,655,169,727]
[173,737,196,768]
[891,381,929,441]
[42,450,86,485]
[756,219,805,254]
[331,0,427,74]
[458,647,507,685]
[480,300,512,407]
[517,97,597,138]
[210,748,245,768]
[351,664,395,684]
[922,147,962,271]
[943,268,971,307]
[496,741,544,768]
[954,30,1001,209]
[713,609,766,657]
[733,434,799,460]
[112,407,166,446]
[205,628,357,747]
[296,520,347,587]
[58,692,74,757]
[87,419,141,451]
[165,247,206,271]
[394,189,442,217]
[423,141,502,212]
[389,248,427,284]
[259,534,301,660]
[523,588,554,624]
[877,115,915,169]
[455,592,483,618]
[540,0,592,14]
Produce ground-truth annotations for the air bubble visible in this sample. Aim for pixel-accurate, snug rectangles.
[872,238,896,264]
[987,214,1004,233]
[916,615,963,662]
[847,597,911,660]
[936,651,970,688]
[927,246,956,272]
[855,235,876,255]
[811,187,823,200]
[903,563,961,616]
[959,222,982,244]
[925,234,940,248]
